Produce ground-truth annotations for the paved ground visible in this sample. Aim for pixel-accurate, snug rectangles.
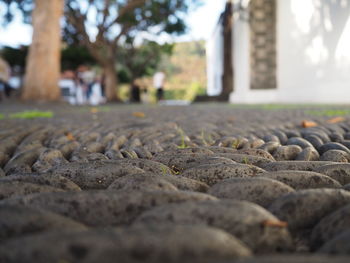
[1,102,350,262]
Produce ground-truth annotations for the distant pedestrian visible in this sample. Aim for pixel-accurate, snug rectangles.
[0,57,11,101]
[153,71,165,102]
[130,80,141,103]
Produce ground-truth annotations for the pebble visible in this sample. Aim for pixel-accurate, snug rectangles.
[319,142,350,155]
[296,147,319,161]
[273,145,303,161]
[320,150,350,162]
[261,161,336,172]
[0,225,252,263]
[136,199,293,253]
[0,190,216,226]
[268,189,350,230]
[259,171,341,190]
[314,163,350,185]
[181,163,265,186]
[208,177,294,207]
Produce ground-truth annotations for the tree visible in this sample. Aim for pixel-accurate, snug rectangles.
[22,0,64,101]
[64,0,198,101]
[2,0,64,101]
[118,38,173,83]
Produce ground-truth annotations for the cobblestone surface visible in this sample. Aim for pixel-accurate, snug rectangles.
[1,103,350,262]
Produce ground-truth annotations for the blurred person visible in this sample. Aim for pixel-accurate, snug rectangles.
[89,75,105,106]
[153,71,165,102]
[59,70,77,104]
[77,65,95,99]
[130,79,141,103]
[141,85,149,104]
[0,57,11,101]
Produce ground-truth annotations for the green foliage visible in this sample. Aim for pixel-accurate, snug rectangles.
[9,110,53,119]
[177,127,188,149]
[0,113,4,120]
[61,46,96,70]
[119,40,174,81]
[0,46,27,69]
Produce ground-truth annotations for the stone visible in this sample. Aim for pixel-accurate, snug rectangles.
[0,204,87,242]
[208,177,294,207]
[108,174,179,192]
[268,189,350,230]
[273,145,303,161]
[259,171,341,190]
[261,161,336,172]
[215,153,272,167]
[320,150,350,163]
[318,230,350,255]
[0,190,216,226]
[236,148,275,160]
[181,163,265,186]
[304,135,324,150]
[314,163,350,185]
[0,225,252,263]
[0,181,63,200]
[136,199,293,253]
[296,147,320,161]
[258,141,281,154]
[311,204,350,249]
[286,137,314,149]
[319,143,350,155]
[0,174,81,191]
[47,161,145,189]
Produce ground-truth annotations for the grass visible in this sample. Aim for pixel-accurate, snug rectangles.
[0,113,4,120]
[177,128,188,149]
[9,110,54,119]
[306,109,350,117]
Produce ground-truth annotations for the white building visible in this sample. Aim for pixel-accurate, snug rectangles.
[207,0,350,104]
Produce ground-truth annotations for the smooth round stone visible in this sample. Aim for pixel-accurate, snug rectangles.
[215,153,272,167]
[85,142,105,153]
[0,181,63,200]
[136,199,293,253]
[258,141,281,154]
[273,145,303,161]
[273,131,288,144]
[319,143,350,155]
[182,156,237,170]
[311,204,350,249]
[249,138,265,148]
[0,225,252,263]
[0,152,9,168]
[268,189,350,230]
[0,190,216,226]
[285,130,301,138]
[181,163,265,186]
[320,150,350,163]
[132,147,153,159]
[0,204,87,242]
[207,146,238,154]
[259,171,341,190]
[152,153,218,173]
[57,141,80,159]
[236,149,275,161]
[108,174,178,192]
[0,174,81,191]
[286,137,314,149]
[344,184,350,191]
[329,133,344,142]
[4,147,45,175]
[32,149,68,172]
[296,147,319,161]
[344,132,350,140]
[47,162,145,189]
[340,140,350,150]
[153,147,214,157]
[208,177,294,207]
[108,173,209,192]
[261,161,336,172]
[304,135,324,150]
[314,163,350,185]
[263,135,280,143]
[318,230,350,255]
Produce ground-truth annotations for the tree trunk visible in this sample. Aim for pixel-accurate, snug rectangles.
[22,0,64,101]
[103,61,119,102]
[220,0,234,101]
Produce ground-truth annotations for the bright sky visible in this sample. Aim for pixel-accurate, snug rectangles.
[0,0,226,47]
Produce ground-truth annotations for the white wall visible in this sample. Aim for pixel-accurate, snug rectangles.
[206,22,224,96]
[277,0,350,103]
[229,0,350,104]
